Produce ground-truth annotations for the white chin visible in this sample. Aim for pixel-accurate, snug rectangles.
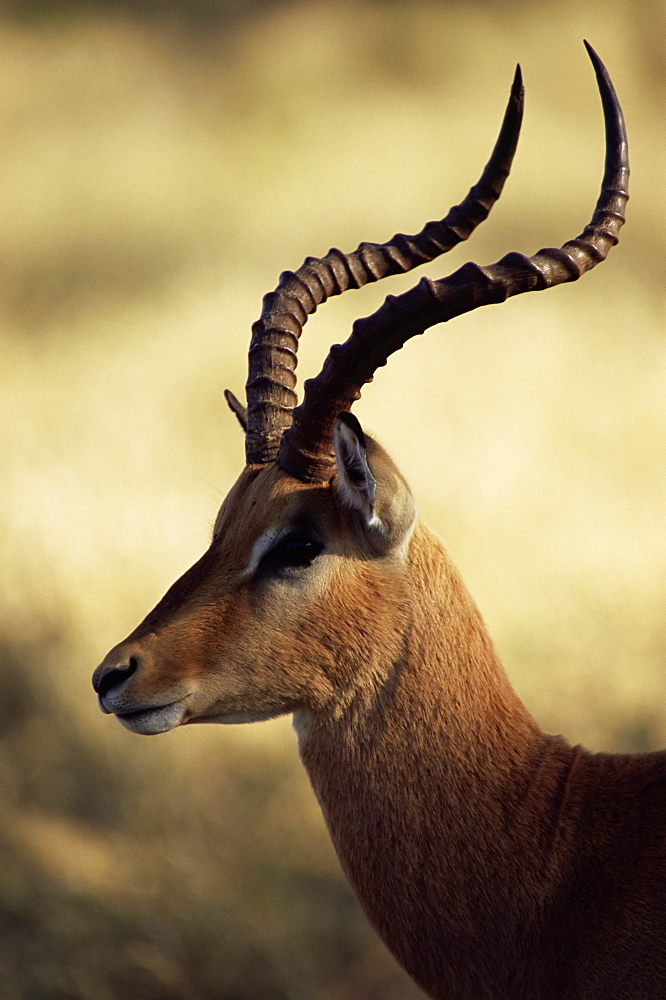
[117,701,186,735]
[195,709,283,725]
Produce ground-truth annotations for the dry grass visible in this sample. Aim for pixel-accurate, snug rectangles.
[1,1,664,997]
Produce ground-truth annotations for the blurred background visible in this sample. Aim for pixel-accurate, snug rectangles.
[1,0,664,997]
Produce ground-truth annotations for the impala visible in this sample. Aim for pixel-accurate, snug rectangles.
[93,44,665,1000]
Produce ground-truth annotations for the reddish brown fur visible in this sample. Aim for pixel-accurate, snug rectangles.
[299,520,666,999]
[93,49,662,996]
[94,445,666,1000]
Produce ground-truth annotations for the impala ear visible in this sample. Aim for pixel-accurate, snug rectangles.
[224,389,248,432]
[333,412,377,525]
[333,412,417,554]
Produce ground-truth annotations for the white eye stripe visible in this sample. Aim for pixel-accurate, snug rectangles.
[239,528,284,579]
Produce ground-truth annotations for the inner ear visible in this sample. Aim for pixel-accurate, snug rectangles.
[333,412,377,523]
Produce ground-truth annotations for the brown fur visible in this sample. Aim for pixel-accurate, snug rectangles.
[299,523,666,999]
[93,438,666,1000]
[91,47,647,994]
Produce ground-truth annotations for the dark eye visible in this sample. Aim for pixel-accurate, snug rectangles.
[264,533,324,572]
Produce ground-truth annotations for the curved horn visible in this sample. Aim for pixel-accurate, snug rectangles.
[278,41,629,483]
[244,66,525,466]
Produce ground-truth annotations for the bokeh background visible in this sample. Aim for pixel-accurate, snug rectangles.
[1,1,664,997]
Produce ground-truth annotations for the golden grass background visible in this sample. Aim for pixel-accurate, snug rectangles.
[1,1,664,996]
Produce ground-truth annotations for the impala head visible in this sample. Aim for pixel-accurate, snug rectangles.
[93,43,628,737]
[93,425,416,735]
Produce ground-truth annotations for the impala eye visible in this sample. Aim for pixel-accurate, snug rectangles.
[265,533,324,572]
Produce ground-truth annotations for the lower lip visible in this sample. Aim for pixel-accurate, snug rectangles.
[116,701,186,735]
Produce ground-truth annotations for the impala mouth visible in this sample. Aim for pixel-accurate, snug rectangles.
[107,699,188,735]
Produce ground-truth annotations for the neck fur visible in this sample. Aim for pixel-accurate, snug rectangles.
[295,522,580,999]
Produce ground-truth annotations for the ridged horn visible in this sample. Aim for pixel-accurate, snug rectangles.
[243,66,524,466]
[278,41,628,483]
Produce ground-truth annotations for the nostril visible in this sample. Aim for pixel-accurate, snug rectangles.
[94,656,138,698]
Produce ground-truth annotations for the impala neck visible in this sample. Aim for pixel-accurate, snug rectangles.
[295,522,580,999]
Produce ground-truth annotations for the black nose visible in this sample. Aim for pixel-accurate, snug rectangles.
[93,656,138,698]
